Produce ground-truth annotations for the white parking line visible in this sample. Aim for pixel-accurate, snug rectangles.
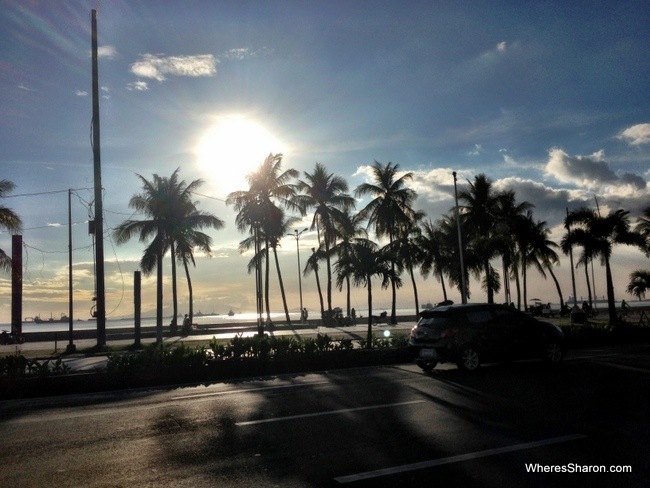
[236,400,426,426]
[334,434,587,483]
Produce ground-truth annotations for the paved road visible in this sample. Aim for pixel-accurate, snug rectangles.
[0,344,647,487]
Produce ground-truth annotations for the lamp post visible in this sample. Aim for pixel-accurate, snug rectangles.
[289,228,308,323]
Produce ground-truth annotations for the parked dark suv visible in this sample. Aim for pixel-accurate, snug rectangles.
[409,303,565,371]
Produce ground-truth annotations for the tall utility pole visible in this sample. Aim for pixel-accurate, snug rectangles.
[91,9,106,347]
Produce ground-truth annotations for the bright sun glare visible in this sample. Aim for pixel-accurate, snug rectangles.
[195,115,285,195]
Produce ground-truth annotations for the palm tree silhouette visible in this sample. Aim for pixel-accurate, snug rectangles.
[356,161,417,323]
[564,207,645,324]
[0,179,23,272]
[113,169,222,341]
[335,238,400,347]
[295,162,355,323]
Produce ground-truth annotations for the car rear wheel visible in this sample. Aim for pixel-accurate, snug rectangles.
[457,346,480,371]
[543,341,564,364]
[416,359,438,372]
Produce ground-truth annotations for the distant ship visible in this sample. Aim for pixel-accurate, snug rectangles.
[228,309,235,316]
[31,313,70,324]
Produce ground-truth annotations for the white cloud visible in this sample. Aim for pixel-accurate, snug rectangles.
[97,45,116,59]
[126,81,149,91]
[617,123,650,145]
[468,144,482,156]
[545,147,646,192]
[75,90,88,97]
[17,84,34,91]
[222,48,251,60]
[496,41,507,52]
[130,53,217,82]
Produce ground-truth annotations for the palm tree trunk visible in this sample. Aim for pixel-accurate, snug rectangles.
[156,252,163,343]
[438,269,448,301]
[264,239,271,322]
[409,263,419,316]
[484,259,494,303]
[273,247,291,324]
[522,252,528,311]
[314,263,325,318]
[366,277,373,348]
[583,262,592,309]
[170,242,178,327]
[546,264,564,308]
[183,259,193,324]
[604,257,617,325]
[325,239,333,314]
[346,275,351,317]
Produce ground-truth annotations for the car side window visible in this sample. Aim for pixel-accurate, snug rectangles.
[494,308,530,327]
[465,309,493,325]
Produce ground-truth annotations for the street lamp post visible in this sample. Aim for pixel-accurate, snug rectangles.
[290,228,308,323]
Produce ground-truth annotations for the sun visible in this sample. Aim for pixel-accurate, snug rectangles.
[195,114,285,195]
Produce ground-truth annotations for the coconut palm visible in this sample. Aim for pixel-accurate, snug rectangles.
[227,154,298,328]
[163,170,224,328]
[627,270,650,300]
[458,174,501,303]
[355,161,417,323]
[635,206,650,256]
[240,208,299,324]
[171,198,225,326]
[295,162,355,321]
[417,219,450,302]
[494,190,534,307]
[332,210,367,317]
[565,208,645,324]
[113,172,175,342]
[387,211,426,315]
[334,238,400,347]
[0,179,23,272]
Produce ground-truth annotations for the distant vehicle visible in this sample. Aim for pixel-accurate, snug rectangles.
[409,303,565,372]
[228,309,235,316]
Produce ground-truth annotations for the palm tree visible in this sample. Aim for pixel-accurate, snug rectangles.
[332,210,367,317]
[240,208,299,324]
[494,190,534,307]
[417,219,450,302]
[627,270,650,300]
[171,197,225,325]
[388,211,426,315]
[528,220,564,308]
[334,238,400,347]
[0,179,23,272]
[635,206,650,256]
[355,161,417,323]
[565,208,645,324]
[163,169,224,328]
[458,174,501,304]
[227,154,298,328]
[113,172,175,342]
[295,162,355,321]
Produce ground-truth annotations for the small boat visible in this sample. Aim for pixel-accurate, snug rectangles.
[227,309,235,316]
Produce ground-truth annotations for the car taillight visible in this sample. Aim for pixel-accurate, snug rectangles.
[441,327,459,338]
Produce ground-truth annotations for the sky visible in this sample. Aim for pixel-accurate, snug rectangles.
[1,0,649,323]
